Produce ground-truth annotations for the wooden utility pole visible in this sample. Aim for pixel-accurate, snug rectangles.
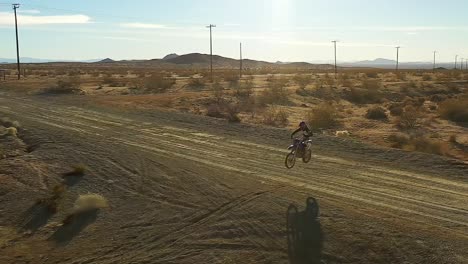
[433,51,437,71]
[13,4,20,80]
[206,24,216,82]
[331,40,338,78]
[455,55,458,69]
[395,46,400,72]
[239,42,243,79]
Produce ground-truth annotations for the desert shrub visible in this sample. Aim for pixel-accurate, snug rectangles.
[366,72,378,78]
[233,80,254,99]
[74,194,108,213]
[388,103,404,116]
[395,106,423,129]
[205,103,224,118]
[430,94,447,102]
[346,87,382,104]
[225,104,241,123]
[262,107,289,127]
[259,84,290,106]
[439,98,468,123]
[212,81,224,103]
[102,76,121,86]
[187,77,206,90]
[293,74,312,89]
[45,78,81,94]
[0,117,20,129]
[63,164,86,177]
[422,74,432,81]
[144,74,176,93]
[222,72,239,87]
[365,106,388,120]
[388,134,446,155]
[306,103,339,129]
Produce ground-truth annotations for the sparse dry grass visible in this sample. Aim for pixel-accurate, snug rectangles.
[262,106,289,127]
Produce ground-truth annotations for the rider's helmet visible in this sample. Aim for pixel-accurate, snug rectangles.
[299,121,306,129]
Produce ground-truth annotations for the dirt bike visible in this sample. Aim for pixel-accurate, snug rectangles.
[285,138,312,169]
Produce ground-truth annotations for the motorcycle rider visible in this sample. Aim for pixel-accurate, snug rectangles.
[291,121,312,148]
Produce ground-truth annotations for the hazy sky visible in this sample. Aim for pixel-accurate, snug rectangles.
[0,0,467,62]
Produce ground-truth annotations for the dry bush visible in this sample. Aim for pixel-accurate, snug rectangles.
[225,104,241,123]
[388,103,404,116]
[212,81,224,103]
[144,74,176,93]
[233,80,254,99]
[346,87,382,104]
[365,106,388,120]
[73,193,108,213]
[438,98,468,123]
[0,117,20,129]
[388,133,447,155]
[306,103,339,129]
[206,103,224,118]
[366,72,378,78]
[221,71,239,87]
[422,74,432,81]
[45,78,81,94]
[293,74,313,89]
[205,102,241,122]
[262,106,289,127]
[187,77,206,90]
[395,106,423,129]
[259,83,290,106]
[63,164,86,177]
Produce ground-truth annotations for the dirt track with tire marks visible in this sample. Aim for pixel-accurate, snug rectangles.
[0,94,467,264]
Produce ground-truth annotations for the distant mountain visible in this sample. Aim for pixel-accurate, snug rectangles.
[162,53,179,60]
[98,58,115,63]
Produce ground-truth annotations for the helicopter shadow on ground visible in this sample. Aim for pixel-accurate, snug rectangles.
[286,197,323,264]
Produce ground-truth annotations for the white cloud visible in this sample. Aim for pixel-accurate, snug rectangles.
[18,10,41,14]
[0,12,91,26]
[120,23,167,29]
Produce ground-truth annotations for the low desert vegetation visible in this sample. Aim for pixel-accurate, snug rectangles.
[438,97,468,123]
[365,106,388,120]
[388,133,447,156]
[63,164,87,177]
[73,193,109,213]
[306,102,339,129]
[2,65,466,160]
[262,106,289,127]
[144,74,176,93]
[45,78,82,94]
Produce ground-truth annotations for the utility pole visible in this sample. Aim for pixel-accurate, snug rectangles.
[13,3,20,80]
[331,40,338,78]
[433,51,437,71]
[461,58,464,71]
[455,55,458,69]
[206,24,216,82]
[395,46,400,72]
[239,42,243,79]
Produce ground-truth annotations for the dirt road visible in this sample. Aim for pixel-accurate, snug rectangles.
[0,93,467,264]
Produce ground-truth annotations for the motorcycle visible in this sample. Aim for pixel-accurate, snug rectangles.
[285,138,312,169]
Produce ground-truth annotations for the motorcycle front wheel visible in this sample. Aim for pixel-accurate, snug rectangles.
[302,149,312,163]
[285,152,296,169]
